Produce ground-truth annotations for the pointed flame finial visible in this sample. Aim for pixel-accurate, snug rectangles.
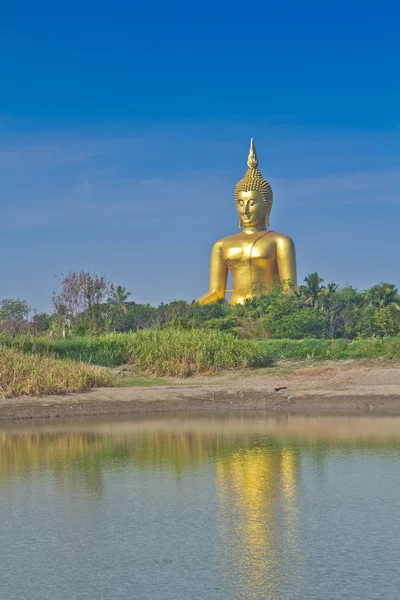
[247,138,258,169]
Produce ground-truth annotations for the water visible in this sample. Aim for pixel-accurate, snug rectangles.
[1,413,400,600]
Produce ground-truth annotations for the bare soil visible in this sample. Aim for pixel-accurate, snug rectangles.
[1,360,400,421]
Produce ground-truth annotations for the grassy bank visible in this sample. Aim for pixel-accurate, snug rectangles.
[256,337,400,361]
[4,330,271,377]
[0,346,112,398]
[3,331,400,378]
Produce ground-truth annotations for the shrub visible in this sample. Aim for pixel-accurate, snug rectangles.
[268,308,328,339]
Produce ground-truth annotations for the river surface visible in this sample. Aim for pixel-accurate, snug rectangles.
[1,413,400,600]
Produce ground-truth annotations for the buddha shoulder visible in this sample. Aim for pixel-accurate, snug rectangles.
[214,230,295,247]
[268,230,295,245]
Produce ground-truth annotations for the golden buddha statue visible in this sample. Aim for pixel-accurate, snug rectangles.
[197,139,297,305]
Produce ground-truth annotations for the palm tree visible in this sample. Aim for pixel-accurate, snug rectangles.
[319,282,339,310]
[325,282,339,295]
[319,282,340,338]
[366,283,400,311]
[303,273,325,308]
[107,285,131,317]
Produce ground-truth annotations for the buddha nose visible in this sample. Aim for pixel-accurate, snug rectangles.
[244,200,251,214]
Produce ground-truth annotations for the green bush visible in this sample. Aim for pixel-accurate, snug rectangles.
[268,308,327,339]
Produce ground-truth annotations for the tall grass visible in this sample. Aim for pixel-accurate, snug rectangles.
[2,330,271,377]
[6,335,129,366]
[0,346,112,398]
[255,337,400,360]
[2,331,400,379]
[125,329,270,377]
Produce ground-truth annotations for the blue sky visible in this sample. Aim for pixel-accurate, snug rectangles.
[0,0,399,312]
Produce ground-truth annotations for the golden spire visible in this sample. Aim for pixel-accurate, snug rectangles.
[247,138,258,169]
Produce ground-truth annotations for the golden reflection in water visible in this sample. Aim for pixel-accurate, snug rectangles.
[216,449,276,597]
[216,446,301,599]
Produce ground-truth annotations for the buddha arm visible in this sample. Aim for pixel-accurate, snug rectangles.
[197,241,228,304]
[276,235,297,291]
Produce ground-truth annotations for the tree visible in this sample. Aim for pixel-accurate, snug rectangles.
[53,271,111,334]
[335,285,366,339]
[298,273,325,309]
[319,282,341,338]
[106,285,132,331]
[0,319,32,336]
[366,283,400,310]
[371,307,400,337]
[109,302,155,332]
[267,308,327,339]
[357,306,400,338]
[108,285,131,314]
[32,312,52,335]
[0,298,30,321]
[53,272,88,318]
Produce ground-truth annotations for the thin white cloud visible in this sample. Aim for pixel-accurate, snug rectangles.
[0,128,399,231]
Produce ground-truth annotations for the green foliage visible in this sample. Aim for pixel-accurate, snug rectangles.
[90,276,400,341]
[4,274,400,344]
[53,270,110,335]
[0,298,30,320]
[366,283,400,310]
[357,306,400,338]
[32,312,52,335]
[7,335,130,366]
[300,272,325,308]
[5,333,400,378]
[3,330,273,376]
[203,316,239,332]
[124,329,270,377]
[256,337,400,361]
[4,272,400,386]
[268,308,327,339]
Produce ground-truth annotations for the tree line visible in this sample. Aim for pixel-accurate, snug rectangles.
[1,270,400,339]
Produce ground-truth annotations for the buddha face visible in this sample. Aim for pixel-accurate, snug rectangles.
[236,191,267,227]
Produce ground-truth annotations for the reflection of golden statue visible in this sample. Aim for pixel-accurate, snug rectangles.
[197,139,297,305]
[216,447,301,599]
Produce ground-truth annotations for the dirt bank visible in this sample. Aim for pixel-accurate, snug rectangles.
[1,360,400,421]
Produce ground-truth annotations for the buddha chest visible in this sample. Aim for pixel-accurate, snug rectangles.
[222,232,276,270]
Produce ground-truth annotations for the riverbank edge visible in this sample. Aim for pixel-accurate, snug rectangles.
[2,359,400,420]
[2,392,400,421]
[0,386,400,421]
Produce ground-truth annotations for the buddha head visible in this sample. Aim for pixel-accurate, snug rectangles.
[235,139,273,228]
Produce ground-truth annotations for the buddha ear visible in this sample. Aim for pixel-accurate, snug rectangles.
[238,219,242,229]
